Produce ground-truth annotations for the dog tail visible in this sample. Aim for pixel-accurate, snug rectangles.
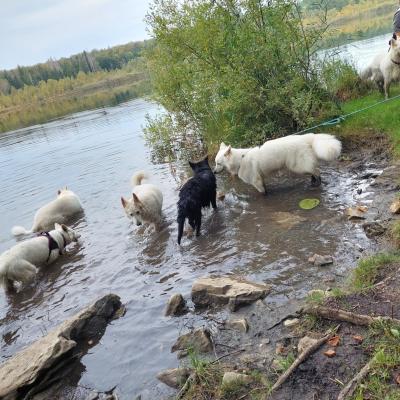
[310,134,342,162]
[11,225,32,236]
[131,171,148,187]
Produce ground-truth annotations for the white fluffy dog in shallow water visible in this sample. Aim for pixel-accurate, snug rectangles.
[214,133,342,193]
[0,223,80,291]
[12,188,83,236]
[121,171,163,228]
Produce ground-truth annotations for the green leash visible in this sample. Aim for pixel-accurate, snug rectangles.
[293,92,400,135]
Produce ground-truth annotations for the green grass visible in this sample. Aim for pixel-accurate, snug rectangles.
[390,220,400,246]
[335,85,400,155]
[351,253,400,291]
[352,321,400,400]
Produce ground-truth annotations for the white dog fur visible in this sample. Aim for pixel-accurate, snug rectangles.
[121,171,163,227]
[0,223,80,290]
[214,133,342,193]
[361,35,400,99]
[12,188,83,236]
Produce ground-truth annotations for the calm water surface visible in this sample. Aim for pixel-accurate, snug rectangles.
[0,34,388,400]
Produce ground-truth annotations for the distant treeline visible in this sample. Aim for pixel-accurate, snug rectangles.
[0,40,152,94]
[302,0,361,11]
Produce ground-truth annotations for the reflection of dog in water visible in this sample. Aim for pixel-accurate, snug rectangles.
[177,156,217,245]
[121,171,163,230]
[214,133,342,193]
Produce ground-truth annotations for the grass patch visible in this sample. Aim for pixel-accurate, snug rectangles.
[352,321,400,400]
[390,220,400,247]
[351,253,400,291]
[334,85,400,156]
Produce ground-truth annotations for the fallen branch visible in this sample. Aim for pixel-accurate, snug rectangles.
[304,305,400,326]
[211,348,245,364]
[337,358,373,400]
[270,325,340,394]
[176,372,197,399]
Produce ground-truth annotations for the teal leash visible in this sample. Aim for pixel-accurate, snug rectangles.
[293,92,400,136]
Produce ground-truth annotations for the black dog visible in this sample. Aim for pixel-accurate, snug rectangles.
[177,156,217,244]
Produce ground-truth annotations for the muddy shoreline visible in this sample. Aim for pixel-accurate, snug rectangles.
[157,134,400,400]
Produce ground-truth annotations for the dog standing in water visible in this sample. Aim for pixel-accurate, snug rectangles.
[214,133,341,193]
[0,223,80,291]
[121,171,163,229]
[177,156,217,244]
[12,188,83,236]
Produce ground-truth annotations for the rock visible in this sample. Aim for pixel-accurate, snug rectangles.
[346,206,368,220]
[363,221,386,238]
[226,318,249,333]
[157,368,191,389]
[297,336,318,354]
[308,254,334,266]
[390,199,400,214]
[275,343,286,355]
[192,276,270,311]
[165,293,187,317]
[0,294,121,400]
[86,393,99,400]
[171,328,213,354]
[222,372,252,386]
[271,212,306,230]
[283,318,300,328]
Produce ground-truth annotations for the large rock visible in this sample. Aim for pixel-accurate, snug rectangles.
[226,318,249,333]
[192,276,270,311]
[171,328,213,354]
[0,294,122,400]
[157,368,191,389]
[165,293,187,317]
[363,221,386,238]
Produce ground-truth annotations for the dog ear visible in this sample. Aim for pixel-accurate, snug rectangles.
[57,189,61,195]
[54,223,62,230]
[224,145,232,157]
[61,224,68,232]
[121,196,127,208]
[132,193,141,204]
[220,142,226,149]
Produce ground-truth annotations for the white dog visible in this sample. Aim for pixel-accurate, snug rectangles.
[12,188,83,236]
[214,133,341,193]
[121,171,163,228]
[362,35,400,99]
[0,223,80,291]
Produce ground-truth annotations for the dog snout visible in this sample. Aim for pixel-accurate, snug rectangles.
[136,221,142,226]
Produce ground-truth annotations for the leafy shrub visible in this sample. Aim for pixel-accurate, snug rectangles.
[145,0,340,149]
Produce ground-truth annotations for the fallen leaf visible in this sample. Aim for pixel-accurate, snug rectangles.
[328,335,340,347]
[324,349,336,358]
[299,198,320,210]
[346,206,367,220]
[352,335,364,343]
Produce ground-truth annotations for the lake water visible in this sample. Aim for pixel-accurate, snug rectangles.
[0,34,389,399]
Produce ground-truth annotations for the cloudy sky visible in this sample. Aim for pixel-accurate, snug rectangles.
[0,0,152,70]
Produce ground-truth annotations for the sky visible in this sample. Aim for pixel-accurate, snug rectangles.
[0,0,152,70]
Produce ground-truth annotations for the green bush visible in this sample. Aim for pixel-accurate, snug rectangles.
[145,0,340,150]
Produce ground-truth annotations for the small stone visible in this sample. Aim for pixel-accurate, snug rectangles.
[222,372,252,386]
[165,294,187,317]
[226,318,249,333]
[88,339,94,346]
[390,199,400,214]
[324,349,336,358]
[171,328,213,354]
[308,254,334,266]
[297,336,318,354]
[283,318,300,328]
[363,221,386,238]
[157,368,191,389]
